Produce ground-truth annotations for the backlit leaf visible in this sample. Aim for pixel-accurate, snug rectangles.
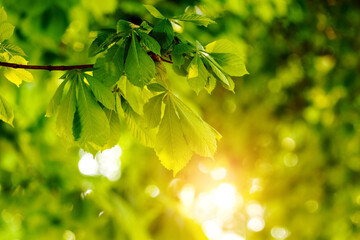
[0,94,14,127]
[172,13,215,27]
[144,5,165,19]
[46,78,69,117]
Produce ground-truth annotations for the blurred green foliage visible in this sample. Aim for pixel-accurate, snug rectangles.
[1,0,360,240]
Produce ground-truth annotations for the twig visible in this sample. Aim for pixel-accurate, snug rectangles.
[0,61,94,71]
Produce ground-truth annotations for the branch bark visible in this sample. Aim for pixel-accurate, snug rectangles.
[0,61,94,71]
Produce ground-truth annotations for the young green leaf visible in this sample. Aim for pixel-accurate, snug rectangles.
[117,20,132,35]
[205,39,248,77]
[143,93,165,128]
[172,13,215,27]
[187,53,208,94]
[77,79,110,153]
[3,55,33,86]
[172,95,221,158]
[151,19,174,50]
[144,5,165,19]
[137,31,161,55]
[0,22,14,43]
[1,42,26,56]
[201,53,232,89]
[46,78,68,117]
[155,95,192,175]
[56,79,77,143]
[121,99,155,147]
[93,38,127,87]
[0,94,14,127]
[125,32,155,87]
[88,29,117,57]
[147,83,167,92]
[102,108,121,149]
[84,74,115,110]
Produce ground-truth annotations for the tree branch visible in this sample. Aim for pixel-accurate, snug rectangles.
[0,61,94,71]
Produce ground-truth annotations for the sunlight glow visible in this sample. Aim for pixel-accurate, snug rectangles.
[63,230,76,240]
[281,137,296,151]
[210,167,227,180]
[221,232,246,240]
[78,151,98,176]
[211,183,237,210]
[145,185,160,198]
[202,219,223,240]
[78,145,122,181]
[271,227,290,239]
[247,217,265,232]
[246,202,264,217]
[179,184,195,206]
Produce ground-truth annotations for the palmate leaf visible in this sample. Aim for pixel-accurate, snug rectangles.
[137,31,161,55]
[205,39,248,77]
[187,53,208,94]
[102,108,121,149]
[77,79,110,153]
[155,93,220,175]
[0,94,14,127]
[88,29,117,57]
[125,32,155,87]
[144,5,165,19]
[143,93,165,128]
[93,38,128,87]
[121,99,155,147]
[56,79,77,143]
[0,7,14,43]
[150,19,174,50]
[1,42,26,56]
[172,13,215,27]
[2,54,33,86]
[46,78,68,117]
[155,95,192,175]
[84,74,115,110]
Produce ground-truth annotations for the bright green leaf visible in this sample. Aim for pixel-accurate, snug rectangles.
[85,74,115,110]
[147,83,167,92]
[125,32,155,87]
[155,95,192,175]
[143,93,165,128]
[1,42,26,56]
[144,5,165,19]
[77,79,110,153]
[138,31,161,55]
[188,53,208,94]
[46,78,68,117]
[0,22,14,43]
[151,19,174,50]
[172,13,215,27]
[0,94,14,127]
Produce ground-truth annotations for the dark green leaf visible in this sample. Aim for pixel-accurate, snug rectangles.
[151,19,174,50]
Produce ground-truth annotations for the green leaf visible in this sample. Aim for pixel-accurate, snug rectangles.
[205,39,248,77]
[137,31,161,55]
[143,93,165,128]
[147,83,167,92]
[151,19,174,50]
[172,43,195,66]
[205,74,217,94]
[1,42,26,56]
[187,53,208,94]
[56,79,77,143]
[121,99,155,147]
[77,79,110,153]
[0,22,14,43]
[201,53,232,89]
[125,32,155,87]
[0,7,8,23]
[93,38,127,87]
[46,78,68,117]
[84,74,115,110]
[172,13,215,27]
[155,95,192,175]
[88,30,119,57]
[144,5,165,19]
[103,108,121,149]
[172,95,221,158]
[0,94,14,127]
[3,55,33,86]
[117,20,132,34]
